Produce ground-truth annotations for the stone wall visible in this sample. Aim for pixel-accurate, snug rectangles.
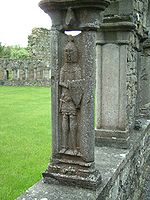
[138,39,150,119]
[126,37,138,128]
[133,0,149,36]
[0,58,51,87]
[99,122,150,200]
[28,28,52,66]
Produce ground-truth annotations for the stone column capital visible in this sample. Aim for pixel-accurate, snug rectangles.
[39,0,110,30]
[39,0,110,10]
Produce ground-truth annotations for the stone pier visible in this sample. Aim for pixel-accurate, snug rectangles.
[95,0,150,148]
[39,0,110,190]
[95,23,133,148]
[17,0,150,199]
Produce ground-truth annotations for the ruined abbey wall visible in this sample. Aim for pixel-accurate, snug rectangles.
[0,28,51,87]
[0,58,51,86]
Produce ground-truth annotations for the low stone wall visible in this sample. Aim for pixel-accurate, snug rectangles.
[99,120,150,200]
[17,119,150,200]
[0,80,51,87]
[141,154,150,200]
[0,58,51,87]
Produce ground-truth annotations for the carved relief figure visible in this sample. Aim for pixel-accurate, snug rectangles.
[59,37,83,155]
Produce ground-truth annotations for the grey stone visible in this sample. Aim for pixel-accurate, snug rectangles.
[17,119,150,200]
[17,146,129,200]
[96,43,127,131]
[95,29,133,148]
[39,0,110,190]
[0,58,51,87]
[7,0,150,199]
[44,28,101,190]
[39,0,110,31]
[140,39,150,108]
[95,0,150,148]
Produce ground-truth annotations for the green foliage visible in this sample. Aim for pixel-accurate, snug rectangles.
[10,45,29,59]
[0,43,11,58]
[0,86,51,200]
[0,42,4,54]
[0,43,29,59]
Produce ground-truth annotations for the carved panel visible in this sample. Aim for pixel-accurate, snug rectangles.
[59,37,84,156]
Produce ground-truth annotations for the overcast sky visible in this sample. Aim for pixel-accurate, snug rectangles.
[0,0,52,47]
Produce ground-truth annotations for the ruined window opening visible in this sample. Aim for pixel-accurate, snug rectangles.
[6,70,9,80]
[6,70,13,80]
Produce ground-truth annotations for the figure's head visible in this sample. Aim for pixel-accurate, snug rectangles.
[64,37,78,63]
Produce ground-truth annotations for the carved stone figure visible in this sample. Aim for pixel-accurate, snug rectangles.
[59,37,83,155]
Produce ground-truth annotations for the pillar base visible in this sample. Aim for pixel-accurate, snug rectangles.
[95,129,129,149]
[43,162,102,190]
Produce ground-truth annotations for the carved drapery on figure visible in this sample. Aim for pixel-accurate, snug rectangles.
[59,37,84,155]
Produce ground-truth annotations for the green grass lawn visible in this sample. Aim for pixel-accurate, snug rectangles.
[0,86,51,200]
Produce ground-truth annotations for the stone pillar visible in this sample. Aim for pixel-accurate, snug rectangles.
[17,69,20,80]
[95,21,138,148]
[44,68,48,80]
[29,69,34,80]
[36,68,40,80]
[39,0,110,189]
[0,68,3,80]
[19,69,24,81]
[3,69,7,80]
[95,0,150,148]
[49,68,51,80]
[43,68,45,79]
[34,68,37,80]
[13,69,17,80]
[25,68,28,80]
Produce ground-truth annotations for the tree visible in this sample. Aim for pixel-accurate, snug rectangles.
[0,44,29,59]
[10,45,29,59]
[0,43,11,58]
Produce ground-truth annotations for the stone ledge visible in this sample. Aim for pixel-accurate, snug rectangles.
[17,119,150,200]
[95,119,150,149]
[39,0,110,11]
[17,146,128,200]
[100,21,136,32]
[0,80,51,87]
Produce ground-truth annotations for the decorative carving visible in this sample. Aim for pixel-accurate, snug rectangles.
[65,7,76,26]
[59,37,84,155]
[39,0,109,190]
